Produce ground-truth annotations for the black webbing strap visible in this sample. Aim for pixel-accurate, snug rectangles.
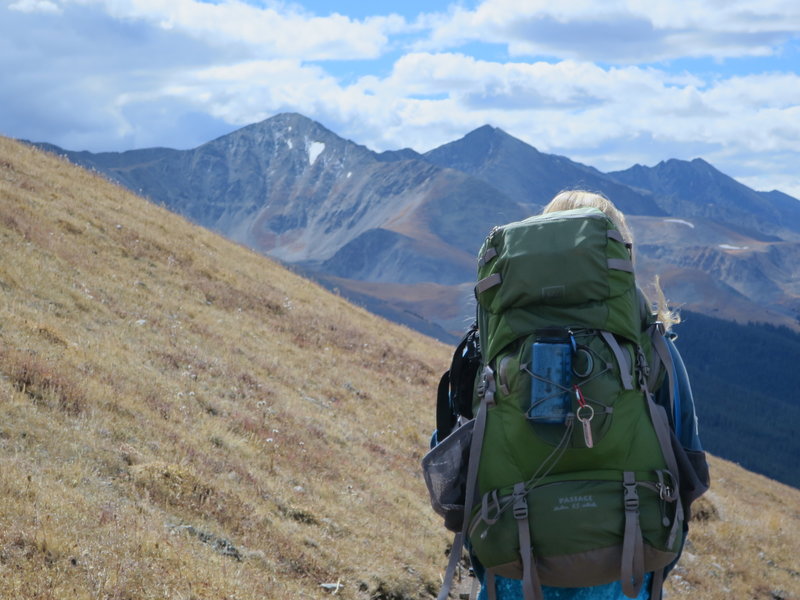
[436,379,491,600]
[435,370,456,441]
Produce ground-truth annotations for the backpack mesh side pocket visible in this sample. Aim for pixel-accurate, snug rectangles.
[421,419,475,532]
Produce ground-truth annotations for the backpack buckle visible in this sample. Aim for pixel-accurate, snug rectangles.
[623,473,639,512]
[481,366,497,407]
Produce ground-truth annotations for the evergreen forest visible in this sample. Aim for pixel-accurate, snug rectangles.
[674,311,800,488]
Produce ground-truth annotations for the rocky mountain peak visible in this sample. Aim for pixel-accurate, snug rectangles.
[611,158,800,239]
[424,123,541,172]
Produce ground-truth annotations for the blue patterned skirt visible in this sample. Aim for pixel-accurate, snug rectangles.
[477,573,652,600]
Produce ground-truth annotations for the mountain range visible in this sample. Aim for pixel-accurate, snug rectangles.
[28,113,800,488]
[34,112,800,340]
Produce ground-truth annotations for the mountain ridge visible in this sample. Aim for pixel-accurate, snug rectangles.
[609,157,800,240]
[43,113,526,269]
[29,112,800,338]
[423,124,666,216]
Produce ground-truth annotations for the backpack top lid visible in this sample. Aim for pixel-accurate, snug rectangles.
[475,207,641,363]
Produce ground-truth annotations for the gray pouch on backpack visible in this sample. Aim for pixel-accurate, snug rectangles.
[421,418,475,532]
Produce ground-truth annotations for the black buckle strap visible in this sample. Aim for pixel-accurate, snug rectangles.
[623,472,640,512]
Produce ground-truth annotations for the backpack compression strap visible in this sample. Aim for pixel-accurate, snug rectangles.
[599,331,634,390]
[621,471,646,598]
[475,255,634,296]
[483,483,544,600]
[513,481,540,600]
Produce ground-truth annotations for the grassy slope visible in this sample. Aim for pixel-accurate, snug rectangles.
[0,137,450,599]
[0,137,798,599]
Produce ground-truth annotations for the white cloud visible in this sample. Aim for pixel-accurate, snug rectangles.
[341,53,705,151]
[150,59,345,126]
[9,0,61,14]
[76,0,407,59]
[737,173,800,199]
[719,146,800,199]
[421,0,800,63]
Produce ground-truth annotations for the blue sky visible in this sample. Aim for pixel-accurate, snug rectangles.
[2,0,800,197]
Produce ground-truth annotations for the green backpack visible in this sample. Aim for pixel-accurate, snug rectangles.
[423,208,685,600]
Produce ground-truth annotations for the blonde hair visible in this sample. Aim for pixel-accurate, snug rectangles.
[542,190,680,330]
[543,190,634,246]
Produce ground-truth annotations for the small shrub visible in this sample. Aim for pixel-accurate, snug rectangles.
[691,495,720,522]
[0,348,85,414]
[129,462,213,511]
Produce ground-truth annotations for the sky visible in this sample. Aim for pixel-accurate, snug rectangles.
[2,0,800,198]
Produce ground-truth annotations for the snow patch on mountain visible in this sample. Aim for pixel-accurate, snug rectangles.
[665,218,695,228]
[308,141,325,165]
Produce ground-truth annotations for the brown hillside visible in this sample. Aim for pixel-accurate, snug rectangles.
[0,137,798,599]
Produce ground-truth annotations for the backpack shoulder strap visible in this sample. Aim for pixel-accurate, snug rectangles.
[636,287,678,432]
[649,324,678,434]
[436,368,494,600]
[648,335,710,600]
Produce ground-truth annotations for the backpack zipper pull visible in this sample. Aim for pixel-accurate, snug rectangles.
[574,385,594,448]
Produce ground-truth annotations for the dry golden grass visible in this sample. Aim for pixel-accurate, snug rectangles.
[664,455,800,600]
[0,137,450,599]
[0,136,798,599]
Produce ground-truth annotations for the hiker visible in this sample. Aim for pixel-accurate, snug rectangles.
[423,190,709,600]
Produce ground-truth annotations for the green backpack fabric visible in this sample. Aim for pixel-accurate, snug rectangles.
[423,208,685,600]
